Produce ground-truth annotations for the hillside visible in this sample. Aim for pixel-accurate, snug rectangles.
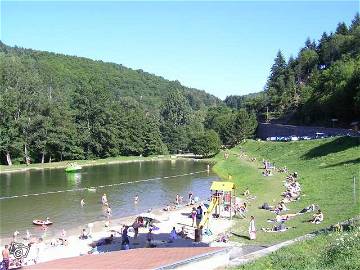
[213,137,360,244]
[223,13,360,126]
[0,42,220,110]
[0,42,221,165]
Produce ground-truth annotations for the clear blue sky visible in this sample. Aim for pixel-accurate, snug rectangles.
[1,1,358,99]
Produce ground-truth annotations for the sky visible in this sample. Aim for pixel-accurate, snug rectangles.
[1,1,358,99]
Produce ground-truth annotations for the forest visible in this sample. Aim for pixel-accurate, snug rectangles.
[0,42,257,165]
[225,13,360,126]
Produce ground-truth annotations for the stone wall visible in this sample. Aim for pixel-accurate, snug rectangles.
[257,123,360,139]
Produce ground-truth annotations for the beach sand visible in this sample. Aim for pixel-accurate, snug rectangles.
[2,202,235,267]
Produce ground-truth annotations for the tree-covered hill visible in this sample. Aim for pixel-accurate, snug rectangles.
[0,42,223,165]
[0,42,220,111]
[224,13,360,126]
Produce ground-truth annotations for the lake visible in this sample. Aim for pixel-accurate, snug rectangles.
[0,160,218,239]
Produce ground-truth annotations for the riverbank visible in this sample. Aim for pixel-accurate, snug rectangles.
[1,202,234,267]
[0,155,173,174]
[212,137,360,245]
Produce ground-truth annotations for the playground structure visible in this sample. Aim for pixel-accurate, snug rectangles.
[199,181,236,229]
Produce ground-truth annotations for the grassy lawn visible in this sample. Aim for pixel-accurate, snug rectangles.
[237,225,360,270]
[0,155,172,173]
[213,137,360,245]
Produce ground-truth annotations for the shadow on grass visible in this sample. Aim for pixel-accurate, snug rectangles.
[302,137,360,160]
[325,158,360,168]
[231,232,250,240]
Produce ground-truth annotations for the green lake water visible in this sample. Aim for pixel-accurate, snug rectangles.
[0,160,218,239]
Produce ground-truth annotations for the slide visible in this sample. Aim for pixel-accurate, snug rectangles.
[199,197,219,228]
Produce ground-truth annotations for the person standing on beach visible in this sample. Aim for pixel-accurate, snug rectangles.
[249,216,256,240]
[191,207,197,227]
[134,194,139,204]
[188,191,193,205]
[196,206,203,228]
[2,245,9,270]
[101,194,108,205]
[121,226,130,249]
[175,194,180,205]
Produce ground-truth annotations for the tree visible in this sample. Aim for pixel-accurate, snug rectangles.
[189,130,220,157]
[267,50,287,89]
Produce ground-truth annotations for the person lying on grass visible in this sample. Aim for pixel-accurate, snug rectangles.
[267,213,298,223]
[310,210,324,224]
[262,222,295,232]
[297,204,318,215]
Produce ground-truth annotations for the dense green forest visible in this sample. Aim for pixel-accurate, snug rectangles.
[0,42,258,165]
[225,13,360,126]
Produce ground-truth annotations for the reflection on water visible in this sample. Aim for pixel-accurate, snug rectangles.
[0,160,218,239]
[66,173,82,186]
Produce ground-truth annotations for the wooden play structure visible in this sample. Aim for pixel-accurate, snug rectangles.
[199,181,236,229]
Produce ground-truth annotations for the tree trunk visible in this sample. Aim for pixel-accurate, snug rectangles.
[6,152,12,166]
[41,152,45,164]
[24,144,30,165]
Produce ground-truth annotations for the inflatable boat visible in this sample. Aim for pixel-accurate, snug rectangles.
[33,219,53,226]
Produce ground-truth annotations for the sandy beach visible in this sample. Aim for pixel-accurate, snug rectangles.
[1,201,235,268]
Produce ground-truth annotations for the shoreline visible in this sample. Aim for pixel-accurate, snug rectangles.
[0,201,234,267]
[0,156,174,175]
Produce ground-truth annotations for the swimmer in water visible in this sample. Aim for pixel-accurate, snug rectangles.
[106,206,112,219]
[101,194,108,205]
[81,199,85,207]
[134,194,139,204]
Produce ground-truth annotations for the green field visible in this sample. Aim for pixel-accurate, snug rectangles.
[237,225,360,270]
[213,137,360,244]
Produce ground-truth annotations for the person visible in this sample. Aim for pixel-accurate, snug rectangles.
[13,230,19,242]
[248,216,256,240]
[146,228,153,247]
[41,224,47,238]
[106,206,112,219]
[188,191,193,205]
[175,194,180,205]
[134,194,139,204]
[2,245,9,270]
[196,206,203,228]
[81,198,85,207]
[60,229,67,241]
[25,230,31,240]
[79,228,89,240]
[121,226,130,248]
[169,227,177,241]
[101,193,108,205]
[207,164,210,172]
[163,205,171,211]
[132,218,140,239]
[298,204,317,215]
[311,210,324,224]
[191,207,197,227]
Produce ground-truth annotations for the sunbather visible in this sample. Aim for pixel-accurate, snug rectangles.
[298,204,318,214]
[310,210,324,224]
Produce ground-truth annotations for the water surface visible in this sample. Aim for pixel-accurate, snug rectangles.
[0,160,218,239]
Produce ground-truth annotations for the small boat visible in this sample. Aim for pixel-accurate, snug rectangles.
[33,219,53,226]
[65,164,82,173]
[87,187,96,192]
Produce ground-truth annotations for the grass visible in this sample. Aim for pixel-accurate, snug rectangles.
[0,155,172,173]
[236,225,360,270]
[212,136,360,245]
